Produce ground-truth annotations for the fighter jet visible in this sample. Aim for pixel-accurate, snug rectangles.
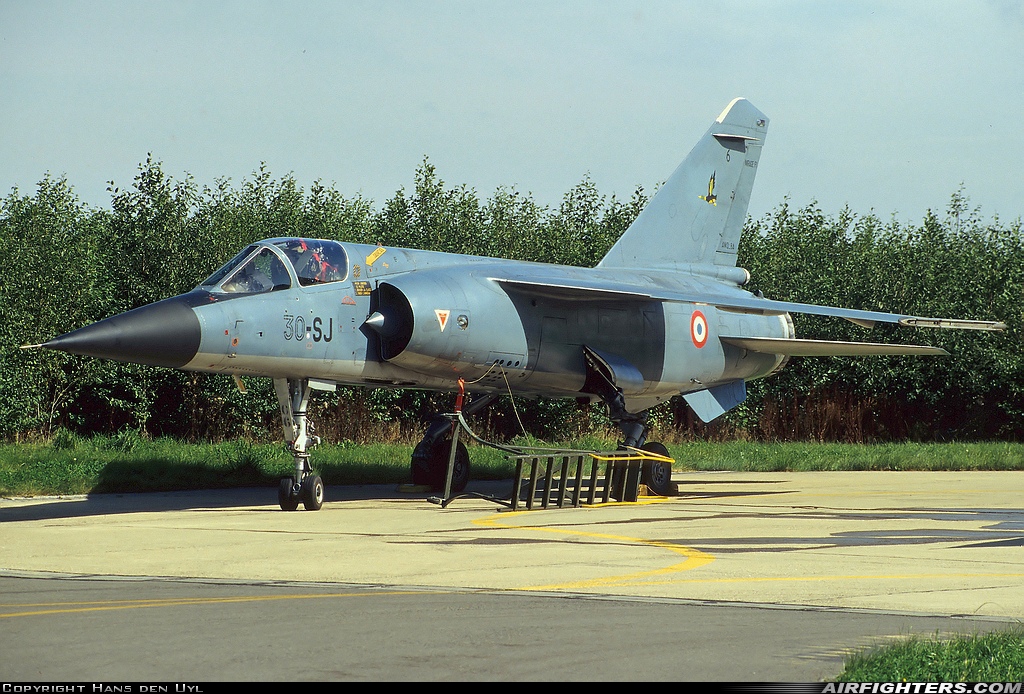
[30,98,1006,510]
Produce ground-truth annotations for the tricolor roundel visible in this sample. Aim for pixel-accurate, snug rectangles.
[690,310,708,348]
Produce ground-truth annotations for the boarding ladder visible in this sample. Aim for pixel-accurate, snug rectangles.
[427,410,674,510]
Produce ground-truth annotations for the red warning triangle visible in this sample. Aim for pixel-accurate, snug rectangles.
[435,309,450,332]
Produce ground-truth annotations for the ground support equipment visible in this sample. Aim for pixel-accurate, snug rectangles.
[427,411,676,510]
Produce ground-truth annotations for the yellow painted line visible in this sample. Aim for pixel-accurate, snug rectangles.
[577,571,1024,589]
[0,590,426,619]
[678,571,1024,584]
[473,507,715,591]
[777,490,1019,497]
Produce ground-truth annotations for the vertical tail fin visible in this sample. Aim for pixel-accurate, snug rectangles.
[598,98,768,271]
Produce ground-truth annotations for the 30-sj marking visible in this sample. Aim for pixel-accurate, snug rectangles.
[283,313,334,342]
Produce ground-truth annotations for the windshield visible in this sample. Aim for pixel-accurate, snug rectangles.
[200,245,292,294]
[273,238,349,286]
[201,245,258,287]
[220,247,291,293]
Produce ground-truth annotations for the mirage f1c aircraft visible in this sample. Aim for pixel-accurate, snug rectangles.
[31,98,1006,510]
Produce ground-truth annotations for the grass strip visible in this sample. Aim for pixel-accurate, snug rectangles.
[673,441,1024,472]
[836,629,1024,682]
[1,437,1023,497]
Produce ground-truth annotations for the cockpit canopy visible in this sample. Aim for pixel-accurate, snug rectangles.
[200,238,350,294]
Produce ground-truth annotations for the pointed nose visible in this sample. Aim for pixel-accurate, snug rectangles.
[43,295,201,368]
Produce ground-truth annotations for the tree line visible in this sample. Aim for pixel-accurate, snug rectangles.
[1,157,1020,443]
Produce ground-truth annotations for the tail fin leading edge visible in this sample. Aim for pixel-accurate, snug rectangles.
[598,98,768,271]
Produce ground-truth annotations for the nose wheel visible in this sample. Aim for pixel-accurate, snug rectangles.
[278,474,324,511]
[300,474,324,510]
[278,478,300,511]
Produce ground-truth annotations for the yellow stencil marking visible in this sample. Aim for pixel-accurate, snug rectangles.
[473,506,715,591]
[366,247,387,266]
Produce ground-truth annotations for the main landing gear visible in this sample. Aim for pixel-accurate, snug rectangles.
[583,349,675,497]
[411,392,497,494]
[410,375,674,499]
[274,378,325,511]
[598,407,674,497]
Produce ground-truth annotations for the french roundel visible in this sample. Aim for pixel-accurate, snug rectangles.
[690,310,709,348]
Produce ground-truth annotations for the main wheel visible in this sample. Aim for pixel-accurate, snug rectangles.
[301,474,324,511]
[411,437,470,494]
[278,477,300,511]
[640,441,674,496]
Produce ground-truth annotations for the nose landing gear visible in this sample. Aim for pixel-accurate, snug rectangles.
[274,377,325,511]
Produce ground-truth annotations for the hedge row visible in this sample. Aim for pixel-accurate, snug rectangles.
[1,158,1019,442]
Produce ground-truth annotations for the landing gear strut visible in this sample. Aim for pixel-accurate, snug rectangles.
[274,378,324,511]
[583,350,675,497]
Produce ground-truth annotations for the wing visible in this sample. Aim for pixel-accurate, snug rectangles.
[491,275,1006,332]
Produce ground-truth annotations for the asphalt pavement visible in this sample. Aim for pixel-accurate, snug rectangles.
[2,471,1022,681]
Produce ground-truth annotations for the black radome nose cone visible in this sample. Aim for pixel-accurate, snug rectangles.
[43,295,201,368]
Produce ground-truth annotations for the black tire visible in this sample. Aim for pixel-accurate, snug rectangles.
[301,475,324,511]
[278,477,300,511]
[411,437,470,493]
[410,439,434,486]
[640,441,674,496]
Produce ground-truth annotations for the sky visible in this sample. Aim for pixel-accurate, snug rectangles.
[2,1,1023,226]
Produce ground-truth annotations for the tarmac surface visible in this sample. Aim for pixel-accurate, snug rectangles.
[2,471,1023,681]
